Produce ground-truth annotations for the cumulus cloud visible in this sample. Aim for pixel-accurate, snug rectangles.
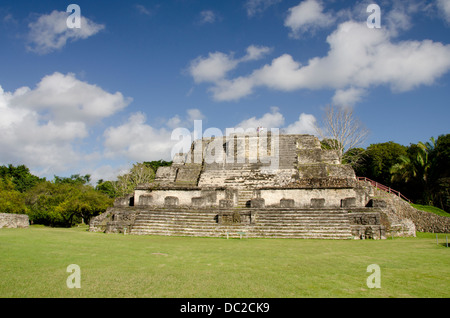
[27,10,104,54]
[332,87,367,107]
[284,113,319,135]
[191,20,450,104]
[103,112,175,162]
[11,72,131,123]
[284,0,335,37]
[103,108,205,162]
[235,106,285,130]
[189,45,271,84]
[0,73,131,175]
[189,52,239,83]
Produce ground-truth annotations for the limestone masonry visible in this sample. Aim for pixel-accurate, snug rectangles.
[0,213,29,229]
[90,133,447,239]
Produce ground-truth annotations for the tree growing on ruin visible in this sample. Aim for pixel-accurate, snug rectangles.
[317,105,369,163]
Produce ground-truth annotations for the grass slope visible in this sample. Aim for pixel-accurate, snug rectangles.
[0,225,449,298]
[411,204,450,217]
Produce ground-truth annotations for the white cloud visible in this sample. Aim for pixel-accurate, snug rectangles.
[103,112,175,162]
[241,45,273,62]
[86,164,133,185]
[193,21,450,103]
[235,107,285,130]
[189,52,239,83]
[187,108,205,122]
[437,0,450,23]
[332,87,367,107]
[0,85,86,174]
[210,77,255,102]
[245,0,282,17]
[27,10,104,54]
[189,45,271,84]
[284,0,335,37]
[0,73,131,176]
[103,108,205,163]
[10,72,131,124]
[199,10,216,24]
[284,113,318,135]
[188,45,271,100]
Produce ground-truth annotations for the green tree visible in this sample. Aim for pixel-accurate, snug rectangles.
[113,162,158,197]
[354,141,408,187]
[429,134,450,211]
[143,160,172,173]
[25,181,113,227]
[95,179,118,198]
[53,174,91,185]
[342,147,366,167]
[0,164,44,193]
[55,186,113,225]
[0,178,29,214]
[390,136,448,208]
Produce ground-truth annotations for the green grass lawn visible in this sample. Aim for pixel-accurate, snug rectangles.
[0,225,448,298]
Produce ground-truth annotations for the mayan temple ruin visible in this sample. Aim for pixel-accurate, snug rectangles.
[90,132,436,239]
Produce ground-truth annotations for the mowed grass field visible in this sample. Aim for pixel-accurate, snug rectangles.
[0,225,448,298]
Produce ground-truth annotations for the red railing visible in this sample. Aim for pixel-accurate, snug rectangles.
[356,177,412,203]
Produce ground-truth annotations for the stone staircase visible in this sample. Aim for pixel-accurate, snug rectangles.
[252,209,352,239]
[237,189,253,207]
[278,134,299,169]
[129,208,353,239]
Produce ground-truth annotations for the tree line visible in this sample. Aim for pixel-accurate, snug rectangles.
[342,134,450,212]
[0,160,171,227]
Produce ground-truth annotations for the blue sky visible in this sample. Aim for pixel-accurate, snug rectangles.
[0,0,449,182]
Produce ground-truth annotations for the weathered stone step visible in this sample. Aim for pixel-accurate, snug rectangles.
[132,222,350,232]
[131,229,351,239]
[129,207,354,239]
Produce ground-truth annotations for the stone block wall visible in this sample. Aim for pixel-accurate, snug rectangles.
[89,208,138,233]
[258,188,361,208]
[372,189,450,234]
[0,213,29,228]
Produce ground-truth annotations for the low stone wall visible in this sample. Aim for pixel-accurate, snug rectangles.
[0,213,29,228]
[373,189,450,234]
[400,207,450,233]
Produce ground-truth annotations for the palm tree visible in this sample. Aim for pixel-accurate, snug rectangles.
[390,137,436,205]
[390,155,417,183]
[417,137,436,185]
